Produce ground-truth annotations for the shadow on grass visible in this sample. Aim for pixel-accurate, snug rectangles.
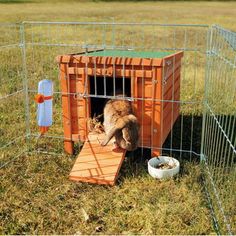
[54,114,200,186]
[117,115,203,182]
[162,115,203,161]
[125,115,203,162]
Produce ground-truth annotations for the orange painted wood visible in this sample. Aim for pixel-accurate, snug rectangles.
[78,72,90,141]
[57,51,184,157]
[60,63,74,154]
[164,58,182,79]
[151,67,163,156]
[162,105,180,142]
[69,133,126,186]
[68,67,153,78]
[163,68,181,96]
[163,51,184,68]
[56,55,164,67]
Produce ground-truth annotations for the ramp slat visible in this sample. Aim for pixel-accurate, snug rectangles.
[69,133,126,186]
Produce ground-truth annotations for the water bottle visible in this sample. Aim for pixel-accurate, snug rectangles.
[35,79,53,134]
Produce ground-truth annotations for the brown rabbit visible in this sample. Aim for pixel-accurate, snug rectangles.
[101,98,140,151]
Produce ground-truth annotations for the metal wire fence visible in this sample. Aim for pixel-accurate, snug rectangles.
[201,25,236,235]
[0,23,26,168]
[0,22,235,234]
[20,22,208,161]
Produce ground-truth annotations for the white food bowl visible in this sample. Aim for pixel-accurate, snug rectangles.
[148,156,180,179]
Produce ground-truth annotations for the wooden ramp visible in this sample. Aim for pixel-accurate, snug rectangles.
[69,133,126,186]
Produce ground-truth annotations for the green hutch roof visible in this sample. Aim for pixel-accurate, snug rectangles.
[84,50,173,58]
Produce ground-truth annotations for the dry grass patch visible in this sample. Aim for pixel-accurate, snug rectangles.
[0,1,236,31]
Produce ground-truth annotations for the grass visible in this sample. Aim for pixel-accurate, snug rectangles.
[0,0,235,235]
[0,153,213,234]
[0,1,235,31]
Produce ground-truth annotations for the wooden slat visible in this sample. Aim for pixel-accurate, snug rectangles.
[163,51,184,68]
[69,133,126,186]
[151,67,163,156]
[164,59,182,80]
[163,68,181,95]
[162,105,180,142]
[57,55,163,66]
[60,63,74,154]
[68,67,153,78]
[163,81,181,110]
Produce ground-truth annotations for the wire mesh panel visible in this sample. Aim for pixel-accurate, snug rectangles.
[202,25,236,234]
[1,21,236,234]
[0,24,26,168]
[21,22,208,160]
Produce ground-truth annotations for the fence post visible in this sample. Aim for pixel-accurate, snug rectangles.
[200,25,213,162]
[20,22,31,151]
